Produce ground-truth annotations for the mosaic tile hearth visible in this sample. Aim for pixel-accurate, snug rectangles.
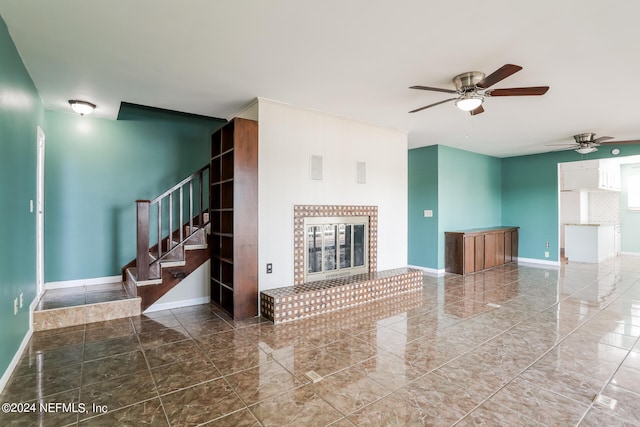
[260,268,423,323]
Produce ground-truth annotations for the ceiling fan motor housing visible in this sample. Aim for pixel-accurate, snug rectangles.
[573,133,596,143]
[453,71,485,92]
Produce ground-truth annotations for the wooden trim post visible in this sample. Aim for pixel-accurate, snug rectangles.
[136,200,151,281]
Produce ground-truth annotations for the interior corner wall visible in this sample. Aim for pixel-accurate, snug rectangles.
[257,99,408,292]
[436,146,502,269]
[44,110,223,283]
[0,16,46,382]
[408,145,439,268]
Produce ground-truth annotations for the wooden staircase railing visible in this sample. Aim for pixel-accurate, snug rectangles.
[135,164,209,281]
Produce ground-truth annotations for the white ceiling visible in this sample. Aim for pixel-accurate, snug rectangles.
[2,0,640,157]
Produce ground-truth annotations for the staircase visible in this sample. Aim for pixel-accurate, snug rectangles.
[122,165,210,311]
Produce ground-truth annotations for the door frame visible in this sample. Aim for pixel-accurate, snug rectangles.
[36,126,45,296]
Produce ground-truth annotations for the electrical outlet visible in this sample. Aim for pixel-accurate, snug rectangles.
[544,251,550,258]
[266,263,273,274]
[19,293,23,308]
[14,298,18,315]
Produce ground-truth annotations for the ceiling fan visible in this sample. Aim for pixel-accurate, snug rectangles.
[409,64,549,115]
[548,133,640,154]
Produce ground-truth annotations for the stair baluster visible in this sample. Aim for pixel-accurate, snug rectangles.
[133,164,210,282]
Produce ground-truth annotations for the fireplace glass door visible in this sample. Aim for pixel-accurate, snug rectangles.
[304,217,368,282]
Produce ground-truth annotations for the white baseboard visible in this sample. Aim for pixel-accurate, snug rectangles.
[143,296,211,314]
[0,325,33,394]
[620,251,640,256]
[517,257,561,267]
[408,264,446,276]
[29,290,42,330]
[45,275,122,290]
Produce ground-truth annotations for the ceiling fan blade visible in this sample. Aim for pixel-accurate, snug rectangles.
[592,136,614,144]
[469,105,484,116]
[476,64,522,89]
[600,139,640,145]
[409,98,457,113]
[550,146,580,153]
[487,86,549,96]
[410,85,458,94]
[545,143,579,147]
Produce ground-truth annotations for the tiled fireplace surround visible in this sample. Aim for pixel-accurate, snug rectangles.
[260,205,423,323]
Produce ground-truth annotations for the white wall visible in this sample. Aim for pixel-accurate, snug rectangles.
[145,261,210,312]
[257,99,408,292]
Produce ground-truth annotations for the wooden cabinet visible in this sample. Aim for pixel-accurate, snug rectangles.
[210,118,258,319]
[445,227,519,275]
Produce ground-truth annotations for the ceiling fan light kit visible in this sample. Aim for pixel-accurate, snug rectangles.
[576,146,597,154]
[409,64,549,116]
[455,94,483,111]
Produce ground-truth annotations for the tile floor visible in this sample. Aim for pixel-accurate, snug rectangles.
[2,256,640,426]
[36,283,132,310]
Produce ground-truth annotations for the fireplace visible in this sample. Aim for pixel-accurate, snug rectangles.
[293,205,377,285]
[304,216,369,283]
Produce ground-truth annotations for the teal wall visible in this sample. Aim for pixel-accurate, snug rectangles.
[437,146,502,268]
[407,145,502,270]
[409,143,640,270]
[0,17,45,381]
[502,147,640,262]
[620,164,640,253]
[45,111,224,282]
[408,145,438,267]
[501,152,561,261]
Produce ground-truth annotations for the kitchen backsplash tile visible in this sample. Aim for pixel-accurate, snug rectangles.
[589,191,620,224]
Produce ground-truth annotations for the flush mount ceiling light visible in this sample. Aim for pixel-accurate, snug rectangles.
[68,100,96,116]
[455,94,483,112]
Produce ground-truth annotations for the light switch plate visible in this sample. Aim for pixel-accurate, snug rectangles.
[423,210,433,218]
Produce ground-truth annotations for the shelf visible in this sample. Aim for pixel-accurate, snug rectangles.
[210,178,234,186]
[209,117,258,320]
[210,148,234,160]
[211,232,233,238]
[211,278,233,291]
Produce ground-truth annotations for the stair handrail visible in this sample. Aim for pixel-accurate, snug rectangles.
[136,164,209,281]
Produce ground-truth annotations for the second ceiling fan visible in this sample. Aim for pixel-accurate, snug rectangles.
[409,64,549,115]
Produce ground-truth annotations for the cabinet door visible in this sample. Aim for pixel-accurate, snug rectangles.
[484,234,496,269]
[474,235,484,272]
[504,230,512,262]
[511,230,519,259]
[463,236,475,274]
[495,232,505,266]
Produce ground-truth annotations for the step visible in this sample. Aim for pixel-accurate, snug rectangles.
[127,266,162,286]
[184,229,208,250]
[33,283,141,331]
